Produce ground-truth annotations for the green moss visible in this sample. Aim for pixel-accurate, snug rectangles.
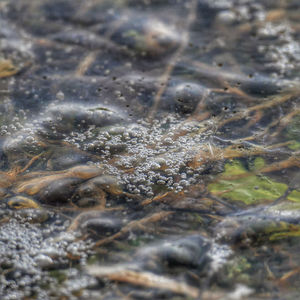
[250,157,265,171]
[208,160,288,205]
[270,229,300,240]
[223,160,247,175]
[266,219,300,240]
[288,140,300,150]
[287,190,300,202]
[223,256,251,284]
[258,202,300,240]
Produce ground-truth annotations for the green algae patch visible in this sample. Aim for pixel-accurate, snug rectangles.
[249,157,265,171]
[260,202,300,241]
[269,227,300,241]
[217,202,300,244]
[267,219,300,241]
[249,218,300,242]
[287,190,300,202]
[287,140,300,150]
[208,159,288,205]
[217,256,252,286]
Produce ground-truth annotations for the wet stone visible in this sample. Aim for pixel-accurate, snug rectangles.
[42,0,77,22]
[50,30,114,50]
[47,149,91,171]
[110,14,181,57]
[72,174,123,207]
[3,133,45,163]
[12,208,49,224]
[34,254,53,268]
[38,177,83,204]
[170,82,207,114]
[80,217,122,237]
[74,197,100,208]
[40,103,128,139]
[0,188,7,198]
[69,210,124,235]
[136,235,211,271]
[86,175,121,192]
[214,204,300,245]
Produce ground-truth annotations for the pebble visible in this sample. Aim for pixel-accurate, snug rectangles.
[34,254,53,268]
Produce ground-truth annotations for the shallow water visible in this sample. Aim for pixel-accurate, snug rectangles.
[0,0,300,299]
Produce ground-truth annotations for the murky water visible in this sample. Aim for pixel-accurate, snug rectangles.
[0,0,300,299]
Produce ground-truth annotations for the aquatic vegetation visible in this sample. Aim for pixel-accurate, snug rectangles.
[208,159,288,205]
[287,190,300,202]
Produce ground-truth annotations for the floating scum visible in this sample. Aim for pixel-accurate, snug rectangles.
[0,0,300,299]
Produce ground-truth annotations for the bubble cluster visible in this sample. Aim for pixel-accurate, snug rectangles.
[2,99,215,199]
[0,217,95,299]
[257,23,300,76]
[64,113,214,196]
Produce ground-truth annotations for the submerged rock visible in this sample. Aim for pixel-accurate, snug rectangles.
[215,202,300,244]
[136,235,211,271]
[40,103,128,139]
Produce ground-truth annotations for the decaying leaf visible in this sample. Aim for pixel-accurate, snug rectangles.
[0,59,18,78]
[7,196,40,209]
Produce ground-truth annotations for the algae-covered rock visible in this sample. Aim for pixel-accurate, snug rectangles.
[215,256,252,286]
[288,140,300,150]
[215,202,300,244]
[287,190,300,202]
[208,159,288,205]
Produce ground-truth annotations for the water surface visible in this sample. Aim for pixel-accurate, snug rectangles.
[0,0,300,299]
